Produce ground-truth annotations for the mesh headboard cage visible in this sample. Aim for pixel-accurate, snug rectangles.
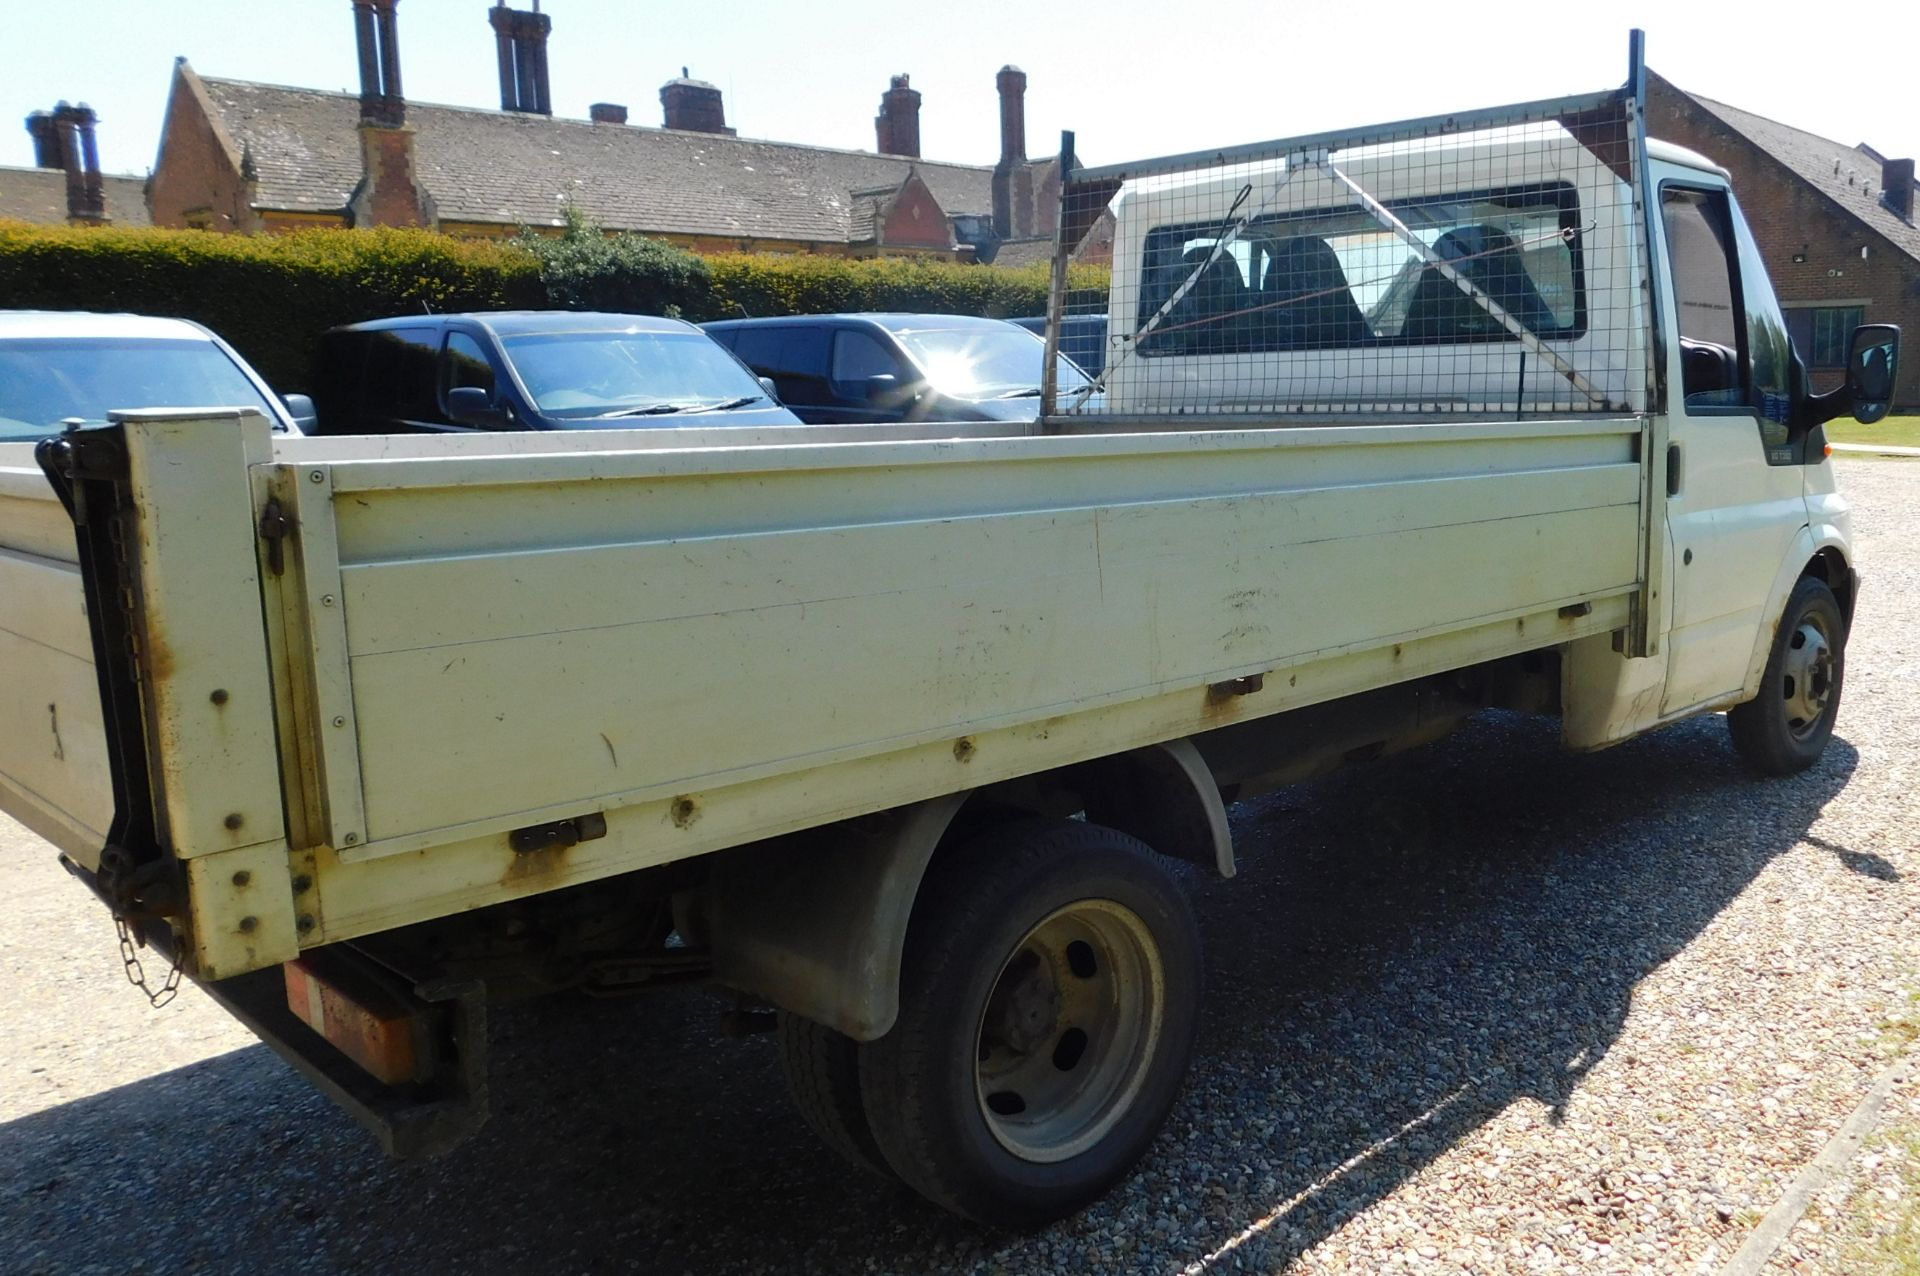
[1041,34,1659,425]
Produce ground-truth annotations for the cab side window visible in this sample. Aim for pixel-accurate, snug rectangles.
[1660,188,1744,409]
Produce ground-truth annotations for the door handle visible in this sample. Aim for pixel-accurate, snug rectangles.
[1666,443,1682,497]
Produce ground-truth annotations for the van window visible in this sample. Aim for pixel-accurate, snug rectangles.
[830,330,906,398]
[723,326,832,406]
[441,332,496,401]
[364,327,441,424]
[313,332,368,431]
[1136,183,1583,357]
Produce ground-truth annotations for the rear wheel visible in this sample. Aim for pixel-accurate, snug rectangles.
[1727,575,1845,775]
[859,819,1202,1226]
[776,1011,897,1180]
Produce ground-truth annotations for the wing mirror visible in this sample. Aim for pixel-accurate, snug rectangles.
[756,376,781,402]
[447,386,510,429]
[1846,324,1900,424]
[280,392,317,432]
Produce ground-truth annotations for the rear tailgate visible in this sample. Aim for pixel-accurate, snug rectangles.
[0,446,110,861]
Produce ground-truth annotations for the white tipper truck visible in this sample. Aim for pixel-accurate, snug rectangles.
[0,36,1900,1224]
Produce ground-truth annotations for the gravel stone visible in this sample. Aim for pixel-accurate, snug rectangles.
[1,459,1915,1274]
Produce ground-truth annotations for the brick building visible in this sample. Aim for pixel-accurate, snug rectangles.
[0,102,150,227]
[145,0,1097,263]
[1648,72,1920,408]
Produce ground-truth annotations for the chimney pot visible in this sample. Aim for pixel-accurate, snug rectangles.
[992,66,1029,239]
[661,74,734,135]
[49,101,105,223]
[1882,157,1916,222]
[590,102,628,125]
[996,64,1028,162]
[24,111,60,168]
[352,0,406,126]
[490,5,553,114]
[875,72,921,158]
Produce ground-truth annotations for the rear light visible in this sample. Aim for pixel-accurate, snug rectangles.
[284,956,429,1085]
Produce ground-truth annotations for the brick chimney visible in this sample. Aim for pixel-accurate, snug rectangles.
[348,0,430,228]
[991,66,1028,239]
[489,2,552,115]
[875,74,921,158]
[1883,157,1916,222]
[590,103,628,125]
[660,70,734,135]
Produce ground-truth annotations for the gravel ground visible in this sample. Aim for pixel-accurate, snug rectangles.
[2,459,1916,1276]
[1769,1070,1920,1273]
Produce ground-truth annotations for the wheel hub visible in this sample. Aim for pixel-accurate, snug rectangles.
[1780,617,1834,737]
[973,900,1165,1164]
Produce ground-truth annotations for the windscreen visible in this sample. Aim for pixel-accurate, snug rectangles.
[0,337,278,440]
[892,325,1091,400]
[501,330,771,421]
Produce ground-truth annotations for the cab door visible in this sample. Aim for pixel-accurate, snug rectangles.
[1654,175,1808,714]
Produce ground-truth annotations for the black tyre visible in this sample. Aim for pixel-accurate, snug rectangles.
[1727,575,1845,775]
[859,819,1202,1227]
[776,1011,897,1180]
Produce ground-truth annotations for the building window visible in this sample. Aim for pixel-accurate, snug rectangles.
[1786,306,1865,368]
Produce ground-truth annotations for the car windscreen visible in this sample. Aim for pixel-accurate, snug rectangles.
[890,325,1090,400]
[0,337,279,441]
[500,330,771,421]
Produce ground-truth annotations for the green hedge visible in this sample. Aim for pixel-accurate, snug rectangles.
[0,221,543,388]
[0,218,1110,392]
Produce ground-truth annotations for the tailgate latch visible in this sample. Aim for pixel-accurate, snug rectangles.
[258,497,294,577]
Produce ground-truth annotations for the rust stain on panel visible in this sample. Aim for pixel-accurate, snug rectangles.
[501,842,570,889]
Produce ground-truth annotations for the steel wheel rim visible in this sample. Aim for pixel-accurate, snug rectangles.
[973,899,1165,1164]
[1780,612,1835,739]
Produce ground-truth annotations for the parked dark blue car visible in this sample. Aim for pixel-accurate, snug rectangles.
[311,312,801,434]
[703,314,1089,425]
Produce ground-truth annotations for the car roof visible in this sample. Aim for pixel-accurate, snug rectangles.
[0,311,217,341]
[332,311,699,337]
[704,313,1027,335]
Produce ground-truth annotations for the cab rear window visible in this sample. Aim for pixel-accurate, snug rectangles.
[1136,183,1584,357]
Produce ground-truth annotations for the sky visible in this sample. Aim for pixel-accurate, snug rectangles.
[5,0,1918,181]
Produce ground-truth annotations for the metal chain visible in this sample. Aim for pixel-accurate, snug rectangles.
[114,915,182,1009]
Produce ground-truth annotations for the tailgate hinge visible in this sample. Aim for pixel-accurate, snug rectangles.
[258,497,294,577]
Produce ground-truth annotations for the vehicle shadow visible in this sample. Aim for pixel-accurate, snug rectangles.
[0,713,1860,1275]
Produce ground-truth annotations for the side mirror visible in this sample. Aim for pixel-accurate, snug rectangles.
[864,373,903,404]
[756,375,780,402]
[281,392,317,432]
[447,386,509,429]
[1847,324,1900,424]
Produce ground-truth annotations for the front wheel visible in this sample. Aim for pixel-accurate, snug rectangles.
[859,819,1202,1226]
[1727,575,1845,775]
